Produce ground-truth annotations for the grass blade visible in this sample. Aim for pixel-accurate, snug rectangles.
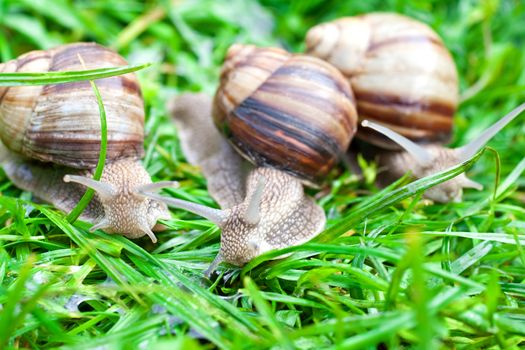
[0,64,151,86]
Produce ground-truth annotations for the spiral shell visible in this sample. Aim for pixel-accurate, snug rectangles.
[0,42,144,169]
[213,44,358,183]
[306,13,459,148]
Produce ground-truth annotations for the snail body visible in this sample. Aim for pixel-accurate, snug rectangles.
[306,13,525,202]
[155,45,358,268]
[0,42,174,242]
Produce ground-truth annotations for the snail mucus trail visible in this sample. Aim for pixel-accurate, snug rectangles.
[0,42,178,242]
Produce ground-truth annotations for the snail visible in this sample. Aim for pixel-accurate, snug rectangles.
[0,42,177,242]
[145,45,358,267]
[305,12,459,147]
[305,13,525,202]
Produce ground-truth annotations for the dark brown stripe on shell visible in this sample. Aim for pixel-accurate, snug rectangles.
[230,96,341,180]
[357,102,453,132]
[229,117,333,181]
[24,137,143,169]
[258,80,355,135]
[0,87,8,105]
[273,64,354,103]
[0,52,50,104]
[355,90,455,119]
[239,96,343,158]
[0,78,12,104]
[368,35,444,52]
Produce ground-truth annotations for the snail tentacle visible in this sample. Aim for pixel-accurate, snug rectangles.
[63,175,117,200]
[204,253,224,278]
[243,175,266,225]
[455,103,525,162]
[140,224,158,243]
[361,120,434,166]
[139,191,228,226]
[460,177,483,190]
[135,181,179,193]
[89,218,111,233]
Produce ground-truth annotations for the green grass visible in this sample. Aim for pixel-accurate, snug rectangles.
[1,0,525,349]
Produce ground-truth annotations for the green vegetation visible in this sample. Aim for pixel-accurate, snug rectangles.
[1,0,524,349]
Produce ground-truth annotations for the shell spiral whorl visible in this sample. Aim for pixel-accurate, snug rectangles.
[306,13,459,148]
[213,44,358,183]
[0,42,145,169]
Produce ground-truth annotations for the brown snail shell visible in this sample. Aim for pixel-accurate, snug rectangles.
[305,13,459,149]
[0,42,144,168]
[213,44,358,183]
[0,42,173,242]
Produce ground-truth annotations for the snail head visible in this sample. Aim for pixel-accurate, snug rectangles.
[64,159,177,243]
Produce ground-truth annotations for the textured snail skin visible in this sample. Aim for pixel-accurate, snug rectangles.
[0,43,170,241]
[170,94,325,267]
[213,44,358,183]
[306,13,459,148]
[220,167,325,266]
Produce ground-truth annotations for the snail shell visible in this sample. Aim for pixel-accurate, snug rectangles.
[0,42,144,168]
[166,93,326,268]
[306,13,459,148]
[0,42,171,242]
[213,44,358,183]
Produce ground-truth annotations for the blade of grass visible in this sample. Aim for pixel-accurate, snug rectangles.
[0,64,151,86]
[66,56,108,223]
[317,149,485,242]
[0,256,35,348]
[244,277,294,350]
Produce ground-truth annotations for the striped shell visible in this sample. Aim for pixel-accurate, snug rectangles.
[0,42,144,169]
[305,13,459,148]
[213,44,358,183]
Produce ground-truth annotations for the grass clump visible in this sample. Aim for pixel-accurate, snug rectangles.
[1,1,525,349]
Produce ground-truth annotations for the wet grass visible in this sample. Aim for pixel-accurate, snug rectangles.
[0,0,524,349]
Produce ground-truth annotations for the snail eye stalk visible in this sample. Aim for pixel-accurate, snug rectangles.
[243,176,266,225]
[361,120,434,166]
[63,175,117,201]
[456,103,525,161]
[138,191,228,226]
